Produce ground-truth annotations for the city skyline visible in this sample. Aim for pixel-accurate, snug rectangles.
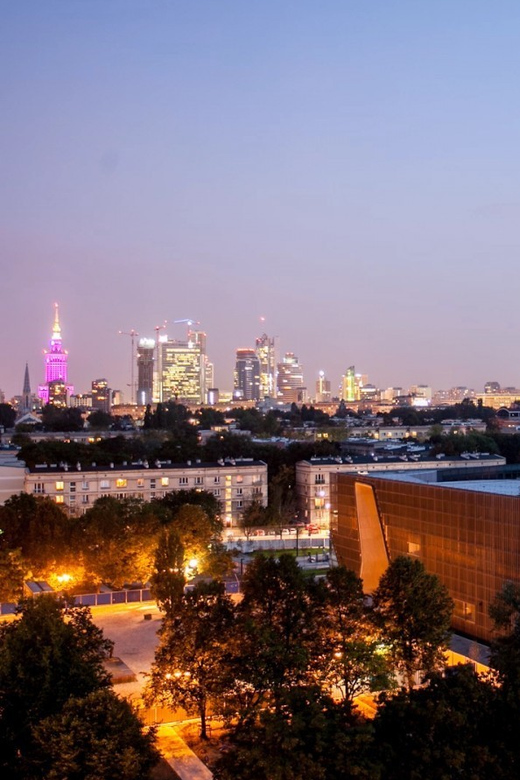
[3,3,520,398]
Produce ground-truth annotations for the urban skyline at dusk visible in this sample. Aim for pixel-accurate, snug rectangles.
[3,2,520,398]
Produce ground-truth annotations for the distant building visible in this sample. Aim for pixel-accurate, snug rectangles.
[91,379,111,414]
[161,336,204,404]
[137,338,155,406]
[255,333,277,398]
[315,371,331,403]
[234,349,261,401]
[277,352,306,404]
[38,304,74,406]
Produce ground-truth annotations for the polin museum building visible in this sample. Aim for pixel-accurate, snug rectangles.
[331,467,520,644]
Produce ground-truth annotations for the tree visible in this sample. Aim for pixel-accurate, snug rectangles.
[489,580,520,694]
[32,689,159,780]
[0,595,113,775]
[215,686,377,780]
[374,665,509,780]
[233,554,323,715]
[146,580,235,739]
[149,527,186,617]
[319,566,393,704]
[86,409,113,429]
[0,403,16,429]
[0,546,25,602]
[371,556,453,689]
[0,493,76,581]
[82,497,160,588]
[157,488,222,532]
[41,404,84,432]
[239,500,269,539]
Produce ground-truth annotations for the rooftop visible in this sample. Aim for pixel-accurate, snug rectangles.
[27,457,266,474]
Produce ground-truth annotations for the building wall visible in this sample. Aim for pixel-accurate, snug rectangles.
[331,472,520,643]
[296,455,505,529]
[23,459,267,527]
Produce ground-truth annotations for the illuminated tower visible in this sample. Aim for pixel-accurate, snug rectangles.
[38,304,74,405]
[315,371,331,403]
[234,349,261,400]
[255,333,277,398]
[137,338,155,405]
[276,352,306,404]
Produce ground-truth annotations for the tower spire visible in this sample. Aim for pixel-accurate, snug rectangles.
[52,302,61,339]
[22,363,31,414]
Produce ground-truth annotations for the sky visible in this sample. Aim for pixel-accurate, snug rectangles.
[2,0,520,400]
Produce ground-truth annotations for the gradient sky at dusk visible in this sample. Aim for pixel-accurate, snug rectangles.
[2,1,520,400]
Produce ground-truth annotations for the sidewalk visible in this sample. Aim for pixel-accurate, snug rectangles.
[156,725,213,780]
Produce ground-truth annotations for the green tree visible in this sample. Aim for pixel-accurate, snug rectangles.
[0,546,25,602]
[371,556,453,689]
[374,665,509,780]
[215,686,377,780]
[82,497,160,588]
[41,404,84,432]
[0,403,16,429]
[0,493,76,580]
[146,580,235,739]
[233,554,323,715]
[32,688,159,780]
[86,409,113,429]
[149,527,186,616]
[0,595,113,775]
[239,499,270,539]
[489,580,520,694]
[319,566,393,704]
[157,488,222,531]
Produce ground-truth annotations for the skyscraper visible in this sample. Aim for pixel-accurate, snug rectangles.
[315,371,331,403]
[277,352,306,404]
[255,333,277,399]
[137,338,155,406]
[160,334,205,404]
[38,304,74,405]
[234,349,261,400]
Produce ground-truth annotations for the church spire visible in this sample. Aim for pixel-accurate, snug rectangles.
[22,363,31,413]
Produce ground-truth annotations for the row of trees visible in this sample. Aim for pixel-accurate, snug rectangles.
[0,596,158,779]
[145,557,520,779]
[146,555,452,741]
[0,490,231,599]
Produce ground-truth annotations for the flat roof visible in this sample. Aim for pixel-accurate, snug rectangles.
[360,470,520,497]
[27,457,266,474]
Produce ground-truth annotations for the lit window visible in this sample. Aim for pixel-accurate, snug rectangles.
[116,478,127,488]
[161,477,169,487]
[55,481,64,491]
[236,475,243,483]
[137,478,144,488]
[55,495,64,504]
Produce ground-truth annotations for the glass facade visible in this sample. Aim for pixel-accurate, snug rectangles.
[331,472,520,643]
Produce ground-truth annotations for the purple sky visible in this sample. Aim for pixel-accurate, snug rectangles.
[2,1,520,400]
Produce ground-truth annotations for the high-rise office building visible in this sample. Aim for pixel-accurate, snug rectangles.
[315,371,332,403]
[341,366,357,402]
[137,338,155,406]
[234,349,261,400]
[91,378,111,414]
[161,335,205,404]
[255,333,276,398]
[38,304,74,405]
[277,352,306,404]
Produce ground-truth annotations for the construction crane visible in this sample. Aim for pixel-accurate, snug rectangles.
[173,318,201,340]
[118,329,139,405]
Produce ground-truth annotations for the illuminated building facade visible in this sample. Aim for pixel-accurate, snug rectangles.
[331,468,520,643]
[277,352,306,404]
[234,349,261,400]
[255,333,276,398]
[23,458,267,526]
[161,337,205,404]
[38,304,74,405]
[315,371,332,403]
[91,378,111,414]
